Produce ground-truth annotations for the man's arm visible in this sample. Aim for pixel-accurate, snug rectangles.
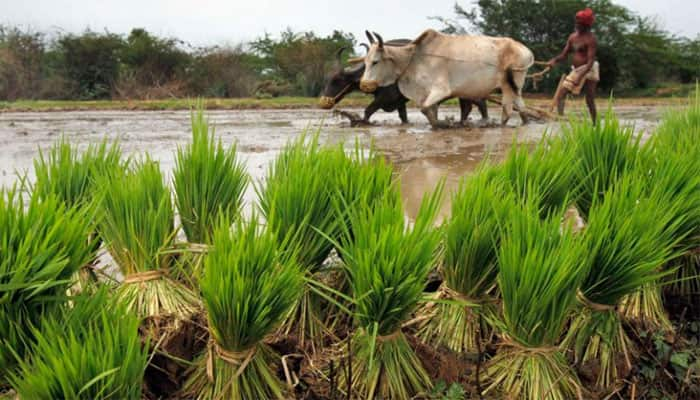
[547,35,572,67]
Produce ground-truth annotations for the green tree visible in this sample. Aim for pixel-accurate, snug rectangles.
[250,29,355,96]
[56,31,124,99]
[121,28,189,85]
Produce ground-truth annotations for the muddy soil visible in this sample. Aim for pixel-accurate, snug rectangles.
[0,105,662,220]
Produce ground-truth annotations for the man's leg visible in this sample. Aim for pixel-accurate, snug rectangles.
[584,80,598,123]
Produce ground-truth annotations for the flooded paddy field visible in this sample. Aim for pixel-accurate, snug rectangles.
[0,104,664,219]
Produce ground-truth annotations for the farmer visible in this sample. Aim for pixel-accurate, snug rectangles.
[547,8,599,122]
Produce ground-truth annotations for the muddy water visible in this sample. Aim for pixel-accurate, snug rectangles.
[0,105,662,220]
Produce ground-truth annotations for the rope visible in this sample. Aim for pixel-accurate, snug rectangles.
[441,284,495,305]
[376,330,402,343]
[576,289,616,312]
[206,340,257,382]
[500,334,559,355]
[123,270,166,284]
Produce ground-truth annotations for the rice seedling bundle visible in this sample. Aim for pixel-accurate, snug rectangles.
[485,189,585,400]
[32,138,125,287]
[173,109,248,246]
[618,146,700,331]
[0,188,96,382]
[183,217,303,399]
[418,166,512,353]
[561,110,648,219]
[562,175,688,389]
[494,137,579,218]
[8,288,149,399]
[97,159,199,327]
[256,132,350,347]
[336,183,443,399]
[649,95,700,301]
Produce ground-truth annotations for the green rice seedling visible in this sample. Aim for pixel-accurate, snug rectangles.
[256,132,348,348]
[98,159,199,329]
[417,165,513,353]
[32,137,125,290]
[561,109,649,219]
[173,108,248,245]
[562,174,688,389]
[183,216,303,400]
[335,181,444,399]
[485,188,586,400]
[618,149,700,331]
[493,136,579,218]
[648,96,700,302]
[0,187,96,383]
[33,137,124,208]
[8,287,149,399]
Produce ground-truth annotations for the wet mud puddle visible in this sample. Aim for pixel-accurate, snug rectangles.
[0,106,661,220]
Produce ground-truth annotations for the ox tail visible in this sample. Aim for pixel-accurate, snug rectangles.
[505,67,520,94]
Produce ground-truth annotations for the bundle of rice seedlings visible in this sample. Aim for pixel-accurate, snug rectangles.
[618,150,700,331]
[183,217,303,399]
[561,110,648,218]
[562,175,688,389]
[8,287,149,399]
[256,132,347,347]
[173,109,248,246]
[417,165,512,353]
[0,187,96,382]
[485,189,585,400]
[98,159,199,329]
[494,137,579,218]
[649,96,700,303]
[336,182,443,399]
[33,137,125,287]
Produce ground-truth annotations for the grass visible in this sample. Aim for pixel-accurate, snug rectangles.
[183,217,303,400]
[418,164,512,353]
[486,189,585,400]
[8,288,149,399]
[173,107,248,245]
[0,187,96,382]
[336,181,444,399]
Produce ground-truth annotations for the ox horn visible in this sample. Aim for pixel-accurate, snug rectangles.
[335,46,348,64]
[365,30,375,44]
[373,32,384,48]
[360,43,369,53]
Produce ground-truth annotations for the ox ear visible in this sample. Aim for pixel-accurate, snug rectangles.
[365,30,375,44]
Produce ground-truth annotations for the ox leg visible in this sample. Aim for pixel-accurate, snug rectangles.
[515,96,529,125]
[459,99,472,124]
[363,100,382,123]
[476,98,489,121]
[421,104,440,127]
[398,103,409,124]
[501,97,514,126]
[421,88,452,128]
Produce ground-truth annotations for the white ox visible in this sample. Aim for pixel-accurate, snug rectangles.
[359,29,534,127]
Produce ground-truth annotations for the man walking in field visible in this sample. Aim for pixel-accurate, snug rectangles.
[547,8,599,122]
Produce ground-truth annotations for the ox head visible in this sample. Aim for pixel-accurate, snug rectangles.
[359,31,403,93]
[319,46,365,109]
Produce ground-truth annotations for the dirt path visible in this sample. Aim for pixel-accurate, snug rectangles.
[0,105,663,219]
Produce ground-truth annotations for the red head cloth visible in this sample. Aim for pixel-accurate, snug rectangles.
[576,8,595,27]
